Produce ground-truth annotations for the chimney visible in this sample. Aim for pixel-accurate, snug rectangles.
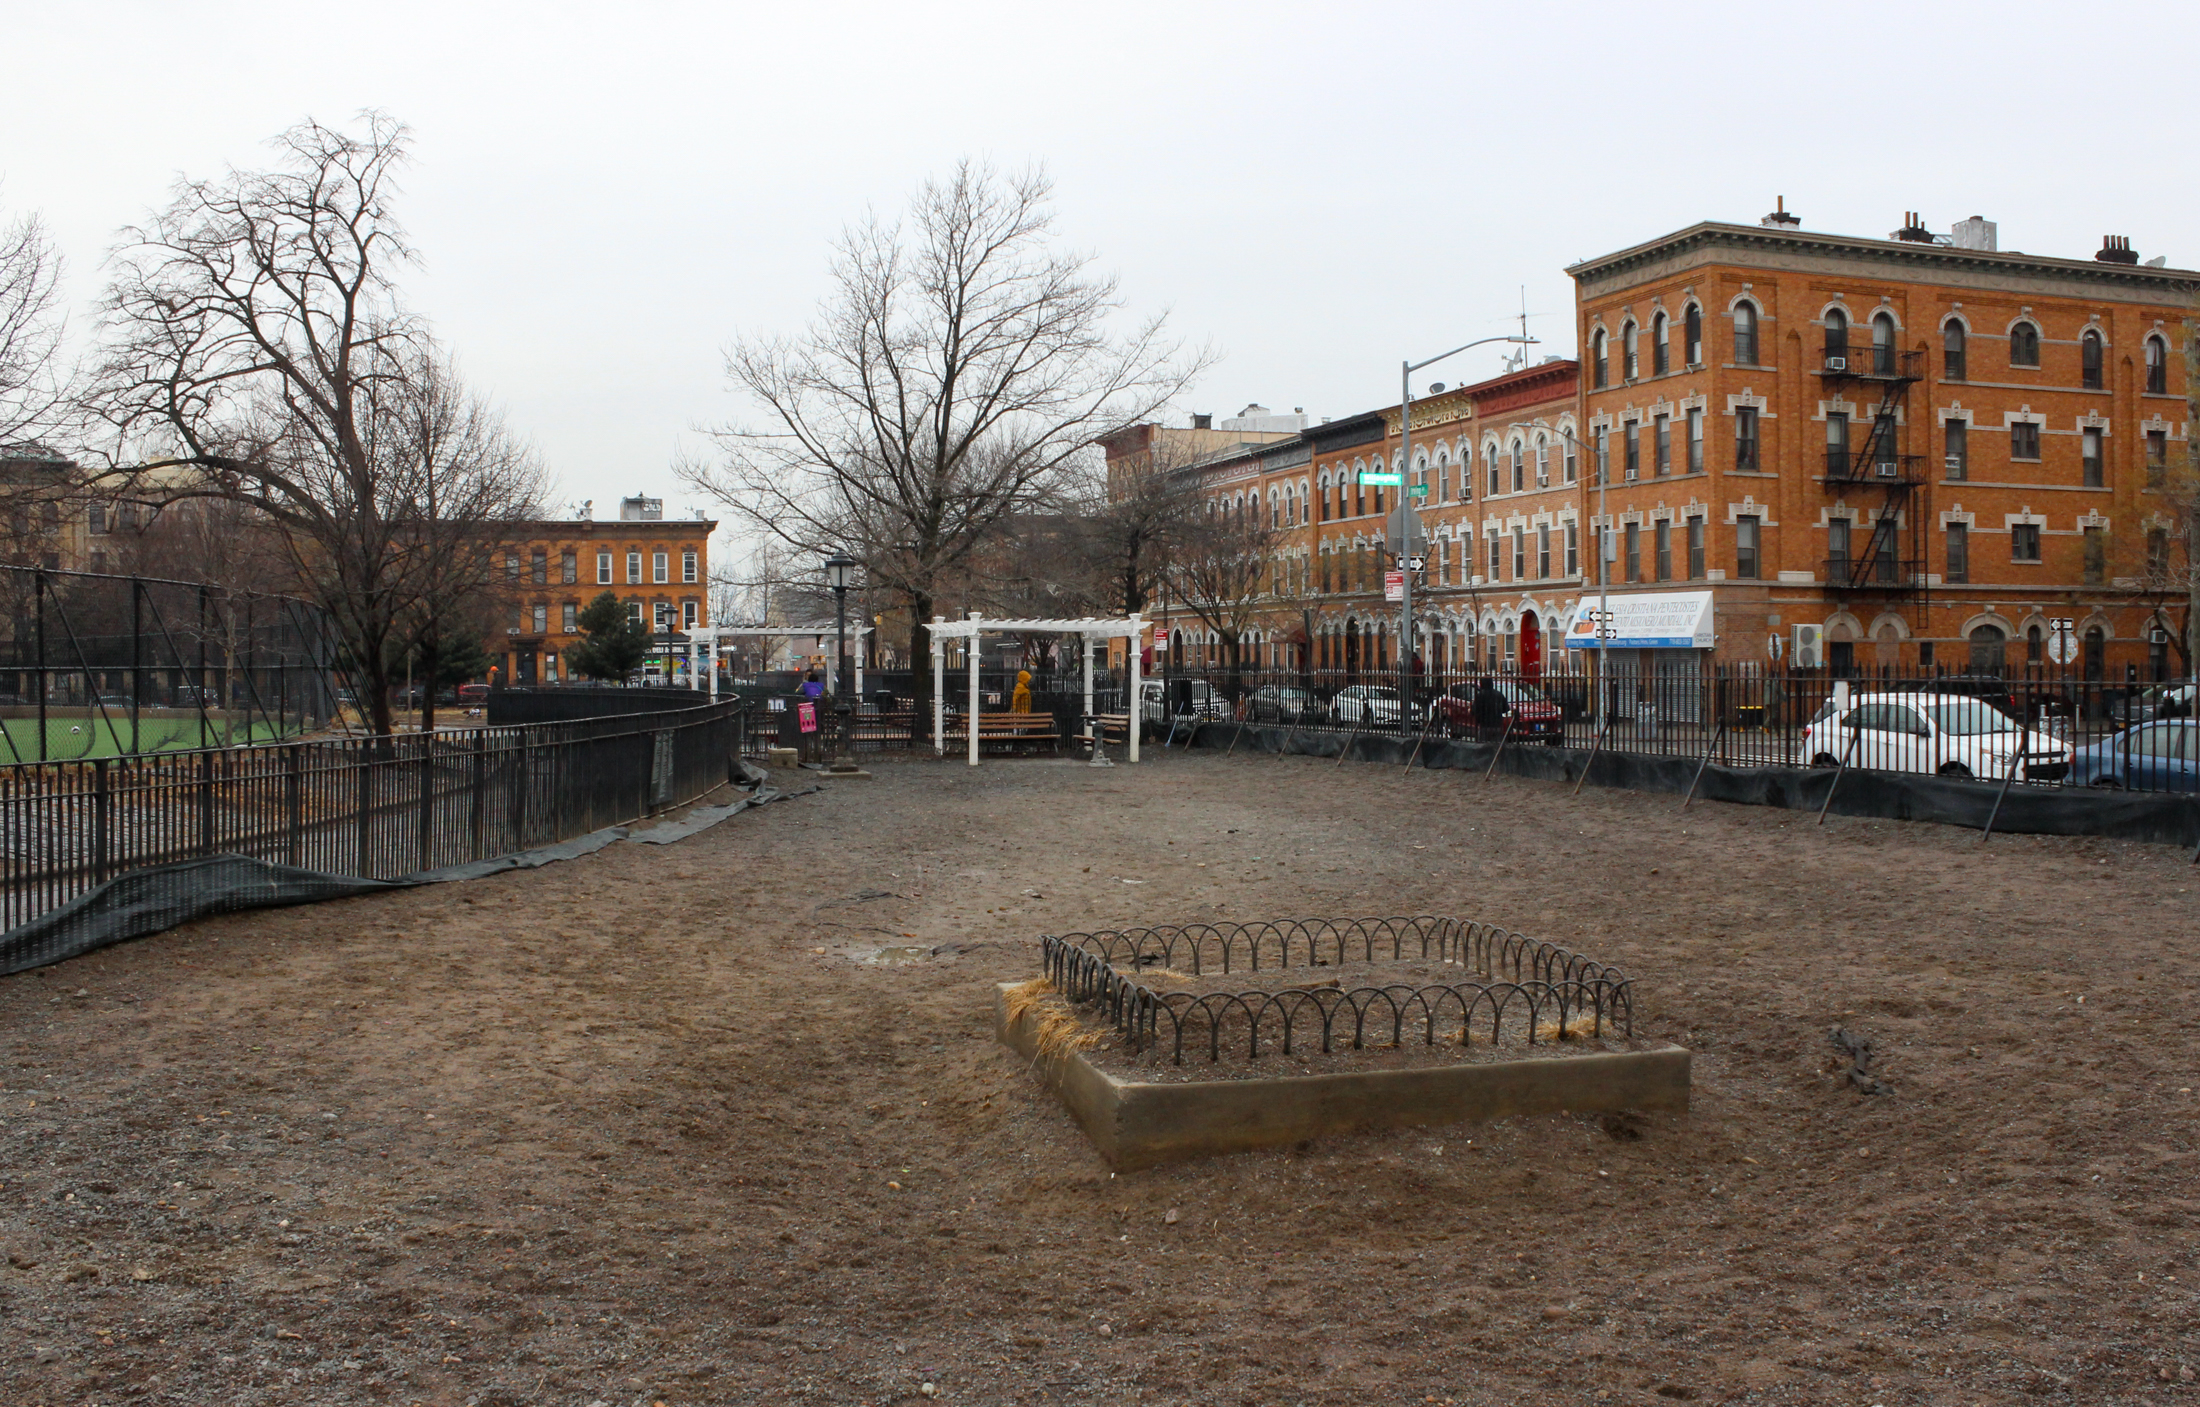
[1891,211,1935,243]
[2096,235,2139,265]
[1950,216,1998,252]
[1191,413,1213,430]
[1760,195,1801,229]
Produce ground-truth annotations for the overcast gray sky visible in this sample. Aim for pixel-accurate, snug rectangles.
[10,0,2196,552]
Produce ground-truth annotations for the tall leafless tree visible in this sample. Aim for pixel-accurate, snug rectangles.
[680,161,1206,719]
[1168,492,1286,703]
[85,114,542,737]
[0,198,68,451]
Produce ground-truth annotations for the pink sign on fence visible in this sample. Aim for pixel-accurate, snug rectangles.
[796,701,818,733]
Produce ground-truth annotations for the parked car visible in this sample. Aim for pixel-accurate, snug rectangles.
[456,683,491,706]
[1329,684,1402,728]
[1799,691,2072,781]
[93,693,134,709]
[1247,684,1317,723]
[1137,678,1227,724]
[1426,679,1565,743]
[2114,679,2194,727]
[2069,719,2197,792]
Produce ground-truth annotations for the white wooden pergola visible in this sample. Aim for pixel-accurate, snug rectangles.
[695,624,875,699]
[927,612,1147,765]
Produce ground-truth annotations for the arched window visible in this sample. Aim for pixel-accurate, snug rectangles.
[1622,322,1639,380]
[2009,320,2040,368]
[2147,335,2168,394]
[1486,444,1500,498]
[1872,312,1896,375]
[1652,312,1669,375]
[1683,304,1702,365]
[2081,330,2104,390]
[1353,466,1365,518]
[1269,487,1280,529]
[1510,441,1525,494]
[1968,623,2008,676]
[1943,320,1967,381]
[1318,473,1331,522]
[1733,301,1759,366]
[1535,435,1550,486]
[1823,306,1849,368]
[1591,329,1608,388]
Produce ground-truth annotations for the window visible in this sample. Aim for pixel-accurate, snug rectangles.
[2148,429,2169,489]
[1686,516,1705,578]
[1733,301,1759,366]
[505,553,520,579]
[1945,522,1968,584]
[87,505,107,535]
[2010,421,2041,460]
[2082,427,2104,487]
[562,602,578,633]
[1944,419,1967,480]
[2149,526,2170,576]
[597,550,612,584]
[1594,429,1609,485]
[1872,313,1896,375]
[1510,442,1524,494]
[1565,522,1578,576]
[2009,320,2040,368]
[682,549,698,583]
[2147,335,2168,394]
[2083,526,2105,585]
[1535,437,1549,487]
[1943,321,1967,381]
[684,600,699,630]
[1592,329,1609,388]
[2082,330,2103,389]
[1969,624,2009,675]
[531,549,547,584]
[1872,412,1898,477]
[1653,312,1669,375]
[560,551,576,584]
[1622,322,1638,380]
[1824,307,1849,367]
[1511,527,1525,580]
[1687,408,1703,472]
[1488,535,1501,582]
[1684,304,1702,365]
[1563,437,1578,484]
[1624,523,1640,582]
[626,551,642,584]
[1735,407,1759,470]
[510,604,523,632]
[1828,518,1851,577]
[1654,520,1672,581]
[1537,525,1551,579]
[1735,514,1761,579]
[1624,422,1640,480]
[1654,414,1671,476]
[531,604,548,635]
[1486,447,1499,499]
[2026,624,2043,664]
[1825,411,1850,477]
[1355,473,1366,517]
[626,600,644,626]
[2012,522,2041,562]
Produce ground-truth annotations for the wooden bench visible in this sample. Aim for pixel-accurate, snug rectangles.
[943,712,1061,755]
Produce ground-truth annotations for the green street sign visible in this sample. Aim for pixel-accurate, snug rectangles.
[1359,472,1403,486]
[1407,484,1430,498]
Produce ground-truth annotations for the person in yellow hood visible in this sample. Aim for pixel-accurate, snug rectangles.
[1010,669,1034,713]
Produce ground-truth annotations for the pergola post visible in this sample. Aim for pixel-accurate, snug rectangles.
[930,625,945,757]
[1127,617,1143,764]
[1082,635,1095,749]
[967,610,981,767]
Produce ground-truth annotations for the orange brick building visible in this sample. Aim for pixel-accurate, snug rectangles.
[1570,211,2195,680]
[488,497,713,685]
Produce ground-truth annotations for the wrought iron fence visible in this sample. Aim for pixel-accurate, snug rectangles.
[0,699,746,937]
[0,565,343,763]
[1041,918,1637,1065]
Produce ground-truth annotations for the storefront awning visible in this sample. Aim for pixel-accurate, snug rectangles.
[1561,591,1715,650]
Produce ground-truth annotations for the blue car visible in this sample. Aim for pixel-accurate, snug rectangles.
[2070,719,2197,792]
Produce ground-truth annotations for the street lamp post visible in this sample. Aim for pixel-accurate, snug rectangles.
[822,554,861,774]
[1392,334,1536,727]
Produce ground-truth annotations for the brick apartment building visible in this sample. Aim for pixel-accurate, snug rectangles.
[1114,205,2196,689]
[490,496,713,685]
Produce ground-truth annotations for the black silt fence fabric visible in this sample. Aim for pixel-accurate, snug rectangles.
[1187,723,2200,850]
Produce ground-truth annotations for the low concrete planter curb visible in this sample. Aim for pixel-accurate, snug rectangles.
[995,983,1690,1170]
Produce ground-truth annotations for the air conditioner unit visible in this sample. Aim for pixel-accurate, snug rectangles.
[1826,356,1848,372]
[1944,455,1964,474]
[1875,460,1899,478]
[506,627,520,635]
[1792,623,1825,670]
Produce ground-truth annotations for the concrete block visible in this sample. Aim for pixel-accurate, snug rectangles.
[995,982,1689,1170]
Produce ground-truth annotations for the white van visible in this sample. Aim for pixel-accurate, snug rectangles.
[1138,678,1228,724]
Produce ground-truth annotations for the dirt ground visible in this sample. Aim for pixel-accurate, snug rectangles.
[2,749,2197,1407]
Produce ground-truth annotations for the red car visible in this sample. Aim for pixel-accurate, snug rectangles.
[1427,680,1566,744]
[456,684,491,705]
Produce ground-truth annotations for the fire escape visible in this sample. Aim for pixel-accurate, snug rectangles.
[1818,323,1929,608]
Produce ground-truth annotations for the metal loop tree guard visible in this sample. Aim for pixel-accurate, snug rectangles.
[1040,916,1636,1066]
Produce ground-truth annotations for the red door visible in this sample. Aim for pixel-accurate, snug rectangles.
[1520,611,1542,680]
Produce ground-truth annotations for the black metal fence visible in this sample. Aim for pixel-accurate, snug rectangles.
[0,699,747,937]
[0,565,343,763]
[1134,662,2195,794]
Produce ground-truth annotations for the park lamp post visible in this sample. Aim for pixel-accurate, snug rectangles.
[1390,334,1536,726]
[823,553,860,772]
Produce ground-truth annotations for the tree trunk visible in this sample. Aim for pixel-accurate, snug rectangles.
[907,592,935,725]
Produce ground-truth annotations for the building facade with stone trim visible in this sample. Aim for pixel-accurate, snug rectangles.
[487,514,714,685]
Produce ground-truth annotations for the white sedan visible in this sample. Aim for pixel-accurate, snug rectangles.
[1329,685,1402,727]
[1800,692,2072,782]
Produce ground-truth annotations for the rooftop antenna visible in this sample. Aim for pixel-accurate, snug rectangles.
[1503,288,1540,372]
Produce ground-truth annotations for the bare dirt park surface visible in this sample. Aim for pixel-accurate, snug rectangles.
[2,747,2197,1407]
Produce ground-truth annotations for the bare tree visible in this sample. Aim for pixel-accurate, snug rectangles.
[85,114,541,737]
[0,198,68,450]
[1168,493,1286,702]
[679,161,1206,719]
